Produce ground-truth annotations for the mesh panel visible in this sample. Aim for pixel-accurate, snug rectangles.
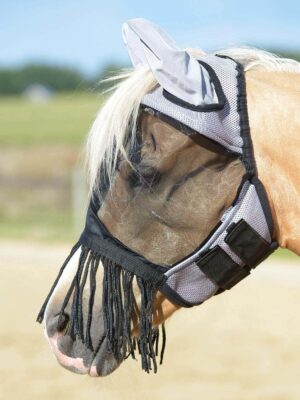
[97,111,245,267]
[142,55,243,153]
[164,183,272,304]
[165,262,218,304]
[214,184,272,262]
[166,183,271,276]
[164,182,251,277]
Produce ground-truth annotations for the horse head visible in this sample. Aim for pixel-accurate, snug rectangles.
[37,19,300,377]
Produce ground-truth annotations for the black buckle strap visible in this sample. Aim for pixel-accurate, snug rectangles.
[196,246,250,290]
[225,219,278,268]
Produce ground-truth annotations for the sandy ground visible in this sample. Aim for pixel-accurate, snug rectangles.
[0,240,300,400]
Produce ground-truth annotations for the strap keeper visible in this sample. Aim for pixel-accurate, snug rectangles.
[225,219,278,268]
[196,246,250,290]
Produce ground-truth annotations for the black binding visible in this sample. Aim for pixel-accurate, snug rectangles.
[80,201,167,287]
[162,60,227,112]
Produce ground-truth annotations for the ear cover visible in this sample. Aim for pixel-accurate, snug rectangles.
[122,18,223,108]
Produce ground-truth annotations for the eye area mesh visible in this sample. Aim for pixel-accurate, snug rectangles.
[127,164,162,189]
[97,110,246,267]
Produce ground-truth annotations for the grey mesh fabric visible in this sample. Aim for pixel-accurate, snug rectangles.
[163,182,272,305]
[165,263,219,306]
[98,109,245,267]
[142,55,243,154]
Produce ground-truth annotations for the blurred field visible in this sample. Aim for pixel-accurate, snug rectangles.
[0,93,101,242]
[0,240,299,400]
[0,93,102,146]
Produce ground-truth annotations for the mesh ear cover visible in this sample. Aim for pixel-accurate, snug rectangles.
[98,111,246,267]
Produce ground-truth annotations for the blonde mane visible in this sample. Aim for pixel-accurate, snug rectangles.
[86,47,300,193]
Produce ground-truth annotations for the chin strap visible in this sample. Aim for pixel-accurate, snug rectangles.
[196,219,278,291]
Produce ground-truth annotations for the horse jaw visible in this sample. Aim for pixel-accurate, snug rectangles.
[246,70,300,256]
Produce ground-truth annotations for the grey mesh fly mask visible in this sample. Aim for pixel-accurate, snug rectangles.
[37,19,278,374]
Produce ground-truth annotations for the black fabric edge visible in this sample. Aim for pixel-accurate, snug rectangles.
[230,172,251,206]
[251,176,275,236]
[236,61,257,176]
[232,59,276,238]
[159,282,201,308]
[217,55,276,238]
[80,232,167,287]
[162,60,227,112]
[80,202,167,287]
[141,104,240,158]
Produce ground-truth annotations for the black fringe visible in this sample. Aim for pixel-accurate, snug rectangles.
[36,241,81,324]
[37,245,166,373]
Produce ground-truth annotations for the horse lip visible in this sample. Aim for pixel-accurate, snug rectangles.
[44,318,119,377]
[44,324,106,376]
[88,334,106,376]
[45,330,90,374]
[89,336,120,377]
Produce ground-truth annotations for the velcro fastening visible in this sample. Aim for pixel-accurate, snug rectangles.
[195,246,250,290]
[225,219,278,268]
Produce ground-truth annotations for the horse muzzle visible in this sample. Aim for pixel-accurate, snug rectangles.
[44,310,120,377]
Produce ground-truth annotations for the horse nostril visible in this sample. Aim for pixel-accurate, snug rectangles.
[57,313,69,332]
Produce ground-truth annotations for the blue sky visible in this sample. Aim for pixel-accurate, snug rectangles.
[1,0,299,75]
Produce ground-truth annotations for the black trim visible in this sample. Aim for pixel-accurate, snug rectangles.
[80,201,167,287]
[196,246,250,290]
[236,61,257,176]
[251,176,275,236]
[141,105,240,158]
[162,60,226,112]
[159,282,197,308]
[225,219,278,267]
[235,59,276,238]
[217,55,276,238]
[214,288,225,296]
[229,172,251,206]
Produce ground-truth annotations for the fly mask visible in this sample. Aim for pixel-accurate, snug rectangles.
[37,19,278,373]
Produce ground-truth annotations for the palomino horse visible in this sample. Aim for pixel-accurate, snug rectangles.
[38,20,300,377]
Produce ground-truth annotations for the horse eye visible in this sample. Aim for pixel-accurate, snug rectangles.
[128,166,161,189]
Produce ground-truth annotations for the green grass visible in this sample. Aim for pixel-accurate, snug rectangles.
[0,92,103,147]
[0,208,78,243]
[0,93,100,243]
[271,248,298,261]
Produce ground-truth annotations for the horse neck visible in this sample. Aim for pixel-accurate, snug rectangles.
[246,69,300,255]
